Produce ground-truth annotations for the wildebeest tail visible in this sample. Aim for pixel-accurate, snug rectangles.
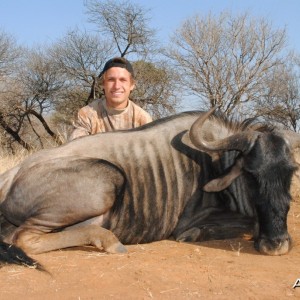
[0,240,46,272]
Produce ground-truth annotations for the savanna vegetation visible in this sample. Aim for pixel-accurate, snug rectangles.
[1,0,300,155]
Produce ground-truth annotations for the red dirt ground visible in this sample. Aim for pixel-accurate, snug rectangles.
[2,155,300,300]
[0,199,299,299]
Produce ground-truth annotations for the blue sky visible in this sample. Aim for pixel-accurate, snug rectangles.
[1,0,300,50]
[1,0,300,110]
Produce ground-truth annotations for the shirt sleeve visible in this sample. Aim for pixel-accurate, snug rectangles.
[141,112,153,125]
[130,101,152,126]
[68,108,92,141]
[138,108,153,126]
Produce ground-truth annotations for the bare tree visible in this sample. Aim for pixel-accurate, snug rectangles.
[0,48,66,151]
[167,12,287,117]
[255,55,300,131]
[0,30,31,151]
[50,29,115,100]
[0,30,21,80]
[85,0,156,58]
[131,60,180,118]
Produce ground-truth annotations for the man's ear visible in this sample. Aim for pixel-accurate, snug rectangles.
[130,79,136,91]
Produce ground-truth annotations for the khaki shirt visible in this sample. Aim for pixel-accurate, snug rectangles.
[69,99,152,140]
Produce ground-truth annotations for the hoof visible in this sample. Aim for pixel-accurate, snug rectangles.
[106,242,127,254]
[176,227,202,242]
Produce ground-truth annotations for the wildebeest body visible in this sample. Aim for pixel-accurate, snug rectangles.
[0,109,298,269]
[1,113,218,245]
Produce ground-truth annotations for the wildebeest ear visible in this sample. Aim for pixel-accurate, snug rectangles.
[278,129,300,150]
[203,158,243,192]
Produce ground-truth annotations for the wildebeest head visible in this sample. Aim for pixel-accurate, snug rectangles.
[189,108,299,255]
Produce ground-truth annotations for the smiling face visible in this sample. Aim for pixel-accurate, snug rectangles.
[102,67,135,109]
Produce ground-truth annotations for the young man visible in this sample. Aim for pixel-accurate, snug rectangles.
[69,57,152,140]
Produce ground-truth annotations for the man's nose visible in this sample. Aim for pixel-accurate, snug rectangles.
[114,80,121,88]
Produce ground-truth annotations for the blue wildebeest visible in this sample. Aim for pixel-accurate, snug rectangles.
[0,108,298,269]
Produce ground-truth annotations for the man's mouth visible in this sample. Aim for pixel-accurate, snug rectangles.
[112,92,123,96]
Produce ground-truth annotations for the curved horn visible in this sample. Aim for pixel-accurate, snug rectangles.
[189,107,259,153]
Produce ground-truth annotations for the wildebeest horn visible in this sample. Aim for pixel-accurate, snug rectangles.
[189,107,259,153]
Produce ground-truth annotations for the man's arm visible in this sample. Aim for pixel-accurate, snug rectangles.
[68,108,92,141]
[137,107,153,126]
[131,101,153,127]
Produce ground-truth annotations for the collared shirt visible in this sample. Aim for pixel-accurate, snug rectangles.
[69,99,152,140]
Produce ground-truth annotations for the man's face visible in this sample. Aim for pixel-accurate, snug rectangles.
[103,67,135,109]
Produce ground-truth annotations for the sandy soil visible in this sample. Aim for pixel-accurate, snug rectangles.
[2,124,300,300]
[0,199,299,300]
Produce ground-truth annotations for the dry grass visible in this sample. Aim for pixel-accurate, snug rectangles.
[0,149,31,174]
[291,150,300,202]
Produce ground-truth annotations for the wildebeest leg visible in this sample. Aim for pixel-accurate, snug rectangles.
[173,209,255,242]
[1,158,128,256]
[10,224,126,255]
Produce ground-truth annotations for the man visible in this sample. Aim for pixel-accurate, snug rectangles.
[69,57,152,140]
